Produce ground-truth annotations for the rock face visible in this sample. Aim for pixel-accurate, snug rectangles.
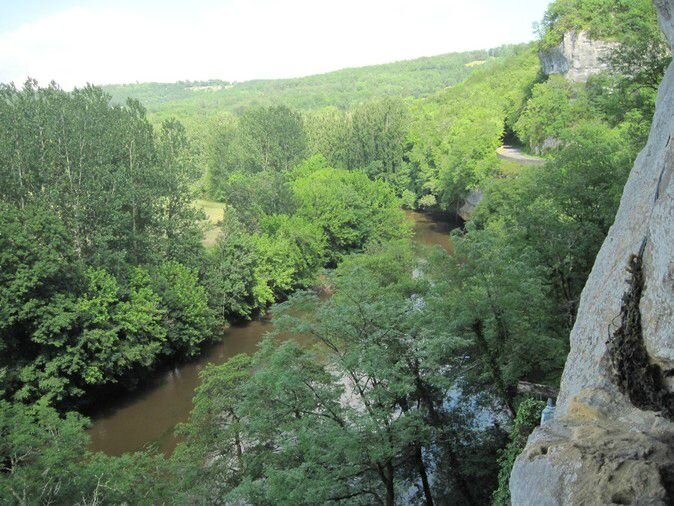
[540,31,619,83]
[458,189,483,221]
[510,1,674,504]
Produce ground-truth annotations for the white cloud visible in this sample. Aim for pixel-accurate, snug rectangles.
[0,0,550,89]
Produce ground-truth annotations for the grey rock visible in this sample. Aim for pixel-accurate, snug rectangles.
[510,1,674,504]
[511,420,674,506]
[540,31,619,83]
[458,189,483,221]
[655,0,674,49]
[538,136,562,155]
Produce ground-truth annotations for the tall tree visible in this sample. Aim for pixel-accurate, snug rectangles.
[291,159,410,262]
[238,105,307,173]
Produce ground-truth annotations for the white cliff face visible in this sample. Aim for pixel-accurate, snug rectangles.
[510,1,674,504]
[540,31,619,83]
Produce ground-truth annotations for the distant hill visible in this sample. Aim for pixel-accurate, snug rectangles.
[102,49,494,133]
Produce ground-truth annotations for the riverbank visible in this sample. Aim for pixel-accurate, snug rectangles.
[87,209,459,456]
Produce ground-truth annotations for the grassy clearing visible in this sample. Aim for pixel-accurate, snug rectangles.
[498,158,529,176]
[195,199,226,224]
[194,199,226,247]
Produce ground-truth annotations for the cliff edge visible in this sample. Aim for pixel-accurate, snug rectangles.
[540,31,618,83]
[509,0,674,504]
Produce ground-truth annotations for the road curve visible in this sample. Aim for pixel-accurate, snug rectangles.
[496,145,546,166]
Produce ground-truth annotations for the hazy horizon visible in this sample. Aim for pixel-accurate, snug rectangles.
[0,0,551,89]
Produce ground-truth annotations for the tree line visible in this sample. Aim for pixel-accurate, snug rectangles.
[0,81,409,410]
[0,0,668,502]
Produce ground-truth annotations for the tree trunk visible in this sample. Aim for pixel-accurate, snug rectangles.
[415,445,434,506]
[385,462,395,506]
[413,372,477,506]
[472,319,517,418]
[398,396,435,506]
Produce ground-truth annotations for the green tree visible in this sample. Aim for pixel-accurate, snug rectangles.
[0,204,81,401]
[292,162,410,262]
[151,261,213,357]
[208,105,307,193]
[428,225,565,417]
[251,214,328,306]
[473,120,632,328]
[492,398,545,506]
[204,212,259,324]
[513,76,591,152]
[406,47,540,209]
[304,107,350,169]
[172,354,253,500]
[215,169,296,230]
[154,119,204,268]
[304,99,412,196]
[0,399,172,504]
[207,113,243,196]
[10,266,168,404]
[239,105,307,173]
[268,240,508,504]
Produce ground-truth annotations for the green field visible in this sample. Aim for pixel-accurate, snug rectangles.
[194,198,226,247]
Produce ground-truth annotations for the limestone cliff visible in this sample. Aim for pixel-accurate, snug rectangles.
[509,1,674,504]
[540,31,618,83]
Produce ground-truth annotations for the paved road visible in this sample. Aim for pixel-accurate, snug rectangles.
[497,145,546,166]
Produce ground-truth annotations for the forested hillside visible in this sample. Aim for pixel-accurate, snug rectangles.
[101,49,491,135]
[204,45,539,213]
[0,0,668,503]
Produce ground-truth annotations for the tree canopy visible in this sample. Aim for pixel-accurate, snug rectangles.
[0,0,667,501]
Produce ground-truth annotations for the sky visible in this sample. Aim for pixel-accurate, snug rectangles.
[0,0,552,89]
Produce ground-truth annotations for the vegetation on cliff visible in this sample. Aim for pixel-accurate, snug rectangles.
[0,0,668,503]
[538,0,662,47]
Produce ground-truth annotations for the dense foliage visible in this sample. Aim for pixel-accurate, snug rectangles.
[492,398,546,505]
[0,399,173,503]
[0,82,211,405]
[406,46,541,209]
[205,46,539,212]
[0,82,408,409]
[0,0,668,503]
[538,0,662,47]
[175,241,509,505]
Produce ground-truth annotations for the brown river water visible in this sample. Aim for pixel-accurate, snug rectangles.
[87,210,459,456]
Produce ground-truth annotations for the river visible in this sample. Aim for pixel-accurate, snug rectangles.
[87,210,459,456]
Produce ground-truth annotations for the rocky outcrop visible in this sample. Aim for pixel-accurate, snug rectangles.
[656,0,674,45]
[540,31,619,83]
[458,189,483,221]
[510,1,674,504]
[536,137,562,156]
